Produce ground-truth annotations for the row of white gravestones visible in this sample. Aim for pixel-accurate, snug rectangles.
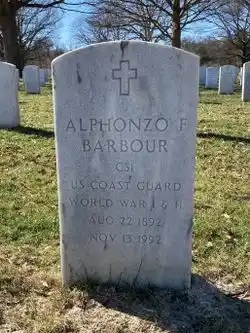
[201,63,250,100]
[201,65,239,87]
[52,41,199,289]
[0,62,20,128]
[23,66,51,94]
[242,62,250,101]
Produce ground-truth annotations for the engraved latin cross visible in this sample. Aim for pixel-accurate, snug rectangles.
[112,60,138,96]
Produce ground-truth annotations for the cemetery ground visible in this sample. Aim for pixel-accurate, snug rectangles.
[0,85,249,333]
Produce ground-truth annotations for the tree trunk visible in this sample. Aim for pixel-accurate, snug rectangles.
[172,0,181,48]
[0,5,19,68]
[241,43,248,65]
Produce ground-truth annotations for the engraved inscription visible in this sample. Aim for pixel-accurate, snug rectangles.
[88,232,162,245]
[115,162,134,172]
[68,196,182,210]
[89,215,164,227]
[65,117,185,133]
[65,117,189,155]
[112,60,138,95]
[70,179,182,192]
[81,138,168,153]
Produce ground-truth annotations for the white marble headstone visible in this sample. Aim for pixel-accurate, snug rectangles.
[52,41,199,289]
[23,65,40,94]
[205,67,219,88]
[199,66,206,85]
[242,62,250,101]
[0,62,20,128]
[218,65,237,94]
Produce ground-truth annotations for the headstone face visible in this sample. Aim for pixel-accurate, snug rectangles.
[218,65,237,94]
[199,66,206,85]
[242,62,250,101]
[205,67,219,88]
[39,68,46,86]
[23,65,40,94]
[0,62,20,128]
[52,41,199,289]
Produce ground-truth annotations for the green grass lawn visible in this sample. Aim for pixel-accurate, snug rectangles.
[0,85,249,333]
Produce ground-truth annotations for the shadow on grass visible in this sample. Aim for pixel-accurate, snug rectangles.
[7,126,54,138]
[197,132,250,144]
[7,126,250,145]
[86,275,250,333]
[200,101,222,105]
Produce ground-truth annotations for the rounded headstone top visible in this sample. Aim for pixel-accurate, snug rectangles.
[0,61,17,69]
[52,41,199,67]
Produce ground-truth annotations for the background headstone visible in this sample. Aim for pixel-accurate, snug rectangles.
[0,62,20,128]
[218,65,237,94]
[46,68,51,79]
[44,69,49,82]
[39,68,46,86]
[23,65,40,94]
[232,66,240,83]
[16,67,20,91]
[52,41,199,290]
[205,67,219,89]
[239,67,243,86]
[242,61,250,101]
[199,66,206,85]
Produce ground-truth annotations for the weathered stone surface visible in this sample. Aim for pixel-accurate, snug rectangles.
[242,62,250,101]
[218,65,237,94]
[23,65,40,94]
[0,62,20,128]
[52,41,199,289]
[199,66,206,85]
[205,67,219,88]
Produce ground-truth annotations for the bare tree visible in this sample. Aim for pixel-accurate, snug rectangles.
[73,0,168,45]
[72,11,128,45]
[87,0,220,47]
[14,6,61,71]
[0,0,87,69]
[212,0,250,65]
